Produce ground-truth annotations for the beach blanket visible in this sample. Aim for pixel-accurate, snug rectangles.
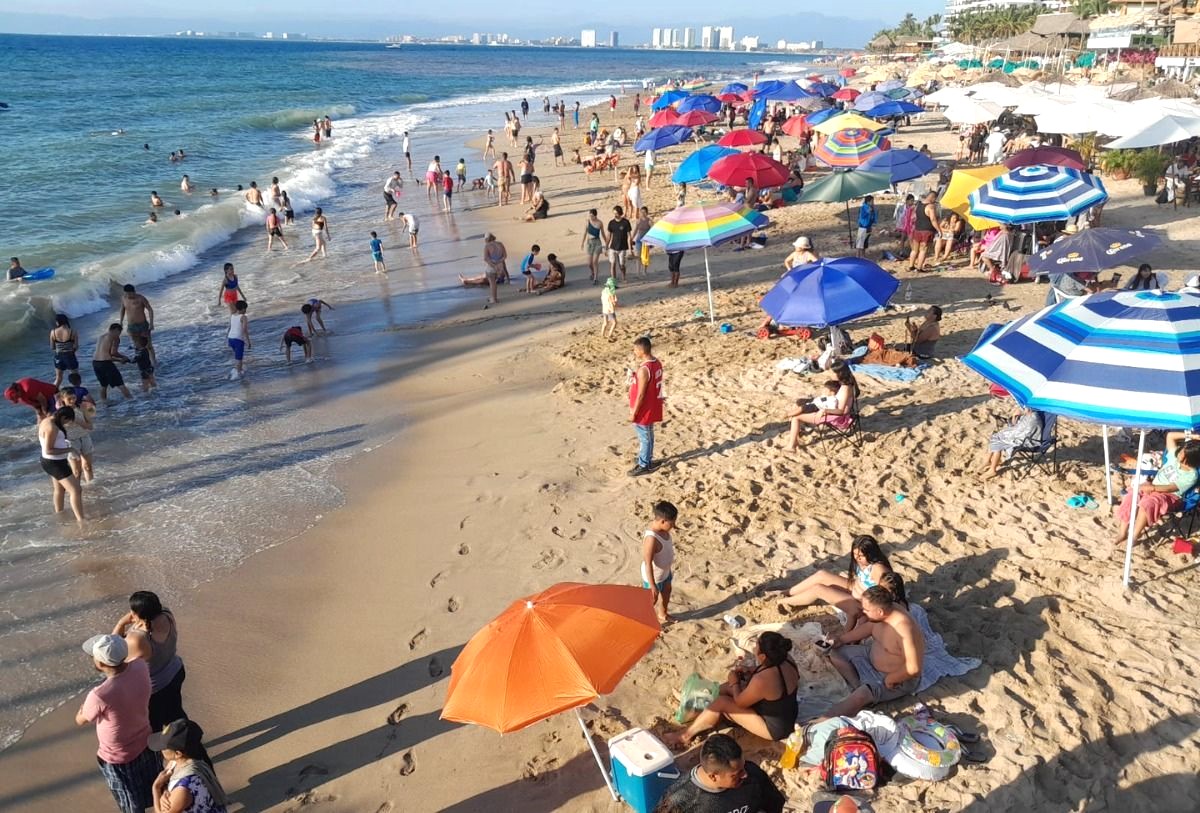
[850,363,929,383]
[910,604,981,692]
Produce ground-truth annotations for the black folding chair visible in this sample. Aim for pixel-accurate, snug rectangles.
[1009,412,1059,480]
[817,397,864,450]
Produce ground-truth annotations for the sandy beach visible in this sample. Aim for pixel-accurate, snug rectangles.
[3,86,1200,813]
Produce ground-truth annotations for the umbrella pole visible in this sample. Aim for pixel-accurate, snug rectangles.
[1102,424,1113,506]
[575,707,619,800]
[1121,429,1146,588]
[705,248,715,325]
[844,199,853,245]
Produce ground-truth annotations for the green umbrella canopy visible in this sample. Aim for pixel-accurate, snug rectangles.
[799,170,892,203]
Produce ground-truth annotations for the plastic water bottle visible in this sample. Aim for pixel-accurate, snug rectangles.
[905,283,913,303]
[779,725,804,769]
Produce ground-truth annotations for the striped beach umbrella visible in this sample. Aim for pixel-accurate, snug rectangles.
[813,128,890,168]
[968,165,1107,225]
[642,202,769,324]
[963,289,1200,585]
[811,112,886,135]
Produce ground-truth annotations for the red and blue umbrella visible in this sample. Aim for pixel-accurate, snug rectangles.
[761,257,899,328]
[813,128,890,168]
[635,125,694,152]
[968,165,1108,225]
[860,148,937,183]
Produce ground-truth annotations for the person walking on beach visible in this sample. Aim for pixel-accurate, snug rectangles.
[551,128,564,167]
[856,195,877,259]
[6,377,59,420]
[442,170,455,212]
[601,277,618,338]
[50,314,80,387]
[218,263,245,314]
[113,590,187,731]
[483,233,507,307]
[398,211,419,248]
[628,336,664,476]
[39,406,85,523]
[641,500,677,623]
[581,209,608,284]
[492,152,515,207]
[75,633,159,813]
[370,231,387,273]
[633,92,641,115]
[456,158,467,192]
[384,171,404,220]
[227,301,250,380]
[518,155,535,204]
[149,719,231,813]
[558,102,566,130]
[93,323,134,404]
[426,156,443,204]
[265,207,288,251]
[306,208,331,262]
[403,131,413,175]
[606,206,633,282]
[120,285,156,368]
[609,94,617,118]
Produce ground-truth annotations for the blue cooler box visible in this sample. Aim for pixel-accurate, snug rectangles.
[608,728,680,813]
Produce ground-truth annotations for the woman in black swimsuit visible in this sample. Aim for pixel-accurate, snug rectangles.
[665,632,800,746]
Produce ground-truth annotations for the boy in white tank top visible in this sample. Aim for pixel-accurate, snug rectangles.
[641,500,678,624]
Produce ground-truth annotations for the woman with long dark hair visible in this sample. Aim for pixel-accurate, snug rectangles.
[38,406,83,524]
[113,590,187,729]
[783,360,858,451]
[778,534,892,628]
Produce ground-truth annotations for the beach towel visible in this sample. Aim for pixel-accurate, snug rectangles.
[849,363,928,383]
[909,603,981,692]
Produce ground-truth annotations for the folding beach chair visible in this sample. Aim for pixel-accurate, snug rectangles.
[1165,487,1200,541]
[817,397,864,450]
[1008,411,1058,480]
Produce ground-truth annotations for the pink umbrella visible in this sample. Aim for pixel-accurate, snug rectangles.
[718,129,769,148]
[708,152,791,189]
[715,92,742,103]
[675,110,718,127]
[1004,146,1087,171]
[648,108,680,128]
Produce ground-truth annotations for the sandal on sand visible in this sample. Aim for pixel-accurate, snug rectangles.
[1067,494,1099,510]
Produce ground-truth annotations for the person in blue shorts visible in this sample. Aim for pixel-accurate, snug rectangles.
[369,231,386,274]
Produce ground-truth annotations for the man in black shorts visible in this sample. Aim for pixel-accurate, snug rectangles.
[92,323,133,403]
[383,171,404,220]
[606,206,633,282]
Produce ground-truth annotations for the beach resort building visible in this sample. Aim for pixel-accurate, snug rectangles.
[943,0,1067,20]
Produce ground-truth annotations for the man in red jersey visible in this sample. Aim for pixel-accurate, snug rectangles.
[628,336,664,477]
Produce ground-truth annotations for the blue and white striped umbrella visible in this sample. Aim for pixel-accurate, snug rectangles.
[963,290,1200,431]
[968,164,1107,225]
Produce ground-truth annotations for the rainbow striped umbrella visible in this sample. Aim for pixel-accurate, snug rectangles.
[813,128,890,168]
[642,202,769,324]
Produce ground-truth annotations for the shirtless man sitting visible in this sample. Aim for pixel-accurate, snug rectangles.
[823,586,924,716]
[119,284,156,368]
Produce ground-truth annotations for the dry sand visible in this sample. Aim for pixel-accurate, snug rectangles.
[3,99,1200,813]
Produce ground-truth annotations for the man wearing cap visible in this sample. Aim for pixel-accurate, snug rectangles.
[76,633,160,813]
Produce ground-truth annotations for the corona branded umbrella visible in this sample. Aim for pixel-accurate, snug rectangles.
[940,164,1008,230]
[708,152,790,188]
[968,165,1108,225]
[718,129,769,148]
[1026,227,1161,276]
[441,582,660,798]
[648,108,680,128]
[812,112,886,135]
[813,128,889,169]
[642,202,769,323]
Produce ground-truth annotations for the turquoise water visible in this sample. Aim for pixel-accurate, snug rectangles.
[0,34,821,752]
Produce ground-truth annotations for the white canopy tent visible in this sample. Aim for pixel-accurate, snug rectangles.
[944,98,1004,125]
[1103,114,1200,149]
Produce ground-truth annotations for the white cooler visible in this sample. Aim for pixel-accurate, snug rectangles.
[608,728,680,813]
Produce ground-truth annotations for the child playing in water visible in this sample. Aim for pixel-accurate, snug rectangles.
[600,277,618,339]
[302,299,333,335]
[131,335,157,392]
[370,231,386,273]
[641,501,678,624]
[280,325,313,364]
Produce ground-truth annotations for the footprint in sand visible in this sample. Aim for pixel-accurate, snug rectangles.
[399,750,417,776]
[375,804,394,813]
[429,572,445,589]
[387,704,409,725]
[408,629,427,651]
[532,548,565,571]
[428,657,444,678]
[457,543,471,556]
[447,596,461,613]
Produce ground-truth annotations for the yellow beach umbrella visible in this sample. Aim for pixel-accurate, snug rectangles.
[812,112,887,135]
[940,164,1007,230]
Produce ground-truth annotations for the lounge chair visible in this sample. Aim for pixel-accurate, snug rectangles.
[1008,411,1058,480]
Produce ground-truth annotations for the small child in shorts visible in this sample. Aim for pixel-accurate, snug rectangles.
[370,231,386,274]
[280,325,313,363]
[132,335,157,392]
[521,244,542,294]
[302,299,334,335]
[812,380,840,411]
[600,276,618,339]
[641,501,678,623]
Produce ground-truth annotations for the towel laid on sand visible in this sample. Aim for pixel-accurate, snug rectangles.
[850,363,928,383]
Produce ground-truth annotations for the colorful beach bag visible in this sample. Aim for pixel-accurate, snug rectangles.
[820,727,880,792]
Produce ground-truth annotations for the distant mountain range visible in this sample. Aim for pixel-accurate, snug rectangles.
[0,11,887,49]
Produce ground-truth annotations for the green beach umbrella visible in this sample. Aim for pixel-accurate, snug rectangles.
[799,170,892,243]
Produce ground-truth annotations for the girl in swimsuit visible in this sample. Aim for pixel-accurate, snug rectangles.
[665,632,800,747]
[218,263,245,314]
[39,407,84,524]
[777,534,892,629]
[306,208,330,262]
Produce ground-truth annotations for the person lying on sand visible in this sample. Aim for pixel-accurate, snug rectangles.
[861,333,918,368]
[459,268,509,287]
[821,586,924,718]
[778,535,892,629]
[1113,431,1200,546]
[663,632,799,748]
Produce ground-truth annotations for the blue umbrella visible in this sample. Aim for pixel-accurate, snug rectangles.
[634,125,694,152]
[721,82,749,95]
[853,91,889,111]
[877,79,904,92]
[860,148,938,183]
[862,100,924,119]
[805,107,843,126]
[808,82,839,97]
[677,94,722,114]
[1027,227,1162,275]
[672,145,739,184]
[761,81,814,102]
[651,89,690,111]
[753,79,787,97]
[969,165,1108,225]
[760,257,899,328]
[962,289,1200,585]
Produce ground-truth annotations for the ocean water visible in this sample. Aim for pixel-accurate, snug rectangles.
[0,34,819,751]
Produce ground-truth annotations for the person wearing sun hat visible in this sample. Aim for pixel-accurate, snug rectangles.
[149,719,230,813]
[75,633,160,812]
[783,235,819,274]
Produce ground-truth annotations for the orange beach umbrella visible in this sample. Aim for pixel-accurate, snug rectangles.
[441,582,660,797]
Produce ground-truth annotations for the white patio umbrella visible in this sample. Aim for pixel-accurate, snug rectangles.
[944,98,1004,125]
[1103,114,1200,149]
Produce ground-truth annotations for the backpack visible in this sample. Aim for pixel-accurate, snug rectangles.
[820,727,880,792]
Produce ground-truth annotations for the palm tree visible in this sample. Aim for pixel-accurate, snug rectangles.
[1071,0,1111,19]
[896,13,921,36]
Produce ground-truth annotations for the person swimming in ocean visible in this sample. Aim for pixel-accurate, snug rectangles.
[244,182,264,208]
[150,191,165,207]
